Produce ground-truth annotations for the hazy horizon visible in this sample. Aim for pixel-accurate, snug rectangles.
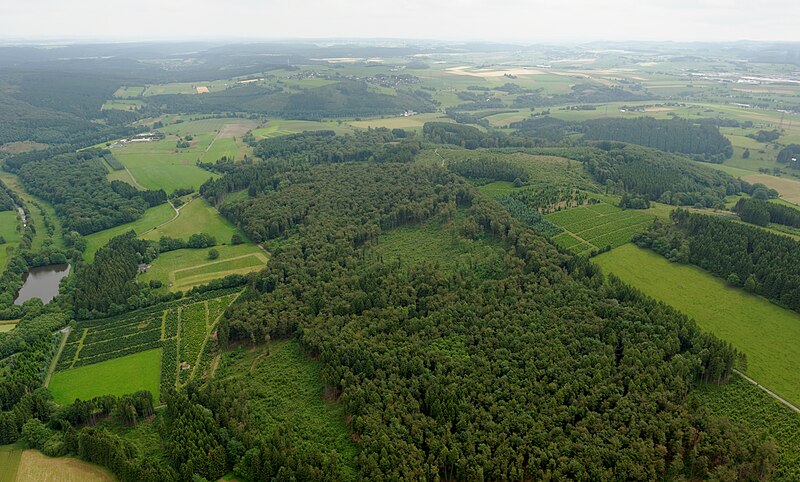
[2,0,798,43]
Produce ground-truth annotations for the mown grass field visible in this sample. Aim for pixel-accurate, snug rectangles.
[348,112,450,131]
[111,137,217,192]
[82,203,175,262]
[693,376,800,481]
[49,349,162,405]
[250,119,354,140]
[216,340,358,480]
[140,198,243,243]
[0,444,22,482]
[0,210,21,270]
[594,243,800,407]
[13,450,114,482]
[139,244,268,292]
[0,320,18,333]
[546,203,657,255]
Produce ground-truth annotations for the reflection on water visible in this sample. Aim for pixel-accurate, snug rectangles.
[14,264,71,305]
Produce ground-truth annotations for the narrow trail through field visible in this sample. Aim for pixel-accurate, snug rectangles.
[44,326,71,387]
[124,166,146,190]
[139,198,190,237]
[734,369,800,415]
[434,149,445,167]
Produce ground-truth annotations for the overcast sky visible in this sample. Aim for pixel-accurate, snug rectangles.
[1,0,798,43]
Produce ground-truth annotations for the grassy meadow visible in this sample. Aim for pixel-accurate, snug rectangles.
[594,243,800,407]
[139,244,268,292]
[49,349,162,405]
[0,210,21,270]
[12,450,115,482]
[140,198,244,243]
[82,203,176,262]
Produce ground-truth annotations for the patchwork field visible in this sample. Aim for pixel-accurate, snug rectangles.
[546,203,656,255]
[13,450,114,482]
[140,198,244,243]
[594,243,800,407]
[49,349,161,406]
[50,292,239,403]
[215,340,358,480]
[139,244,268,292]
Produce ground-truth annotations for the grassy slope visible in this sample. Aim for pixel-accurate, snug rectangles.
[112,137,216,192]
[49,349,162,405]
[82,203,175,263]
[0,171,65,251]
[140,198,244,243]
[594,243,800,406]
[216,340,358,480]
[0,210,21,270]
[139,244,267,292]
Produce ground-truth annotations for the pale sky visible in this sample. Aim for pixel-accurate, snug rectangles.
[1,0,798,43]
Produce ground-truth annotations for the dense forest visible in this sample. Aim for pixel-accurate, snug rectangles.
[11,150,166,235]
[198,162,772,480]
[582,117,733,162]
[580,143,746,207]
[149,81,436,119]
[635,209,800,312]
[733,198,800,227]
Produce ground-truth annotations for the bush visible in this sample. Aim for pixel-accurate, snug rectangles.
[208,248,219,260]
[188,233,217,249]
[149,279,163,289]
[231,234,243,245]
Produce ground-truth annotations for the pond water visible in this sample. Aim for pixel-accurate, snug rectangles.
[14,264,71,305]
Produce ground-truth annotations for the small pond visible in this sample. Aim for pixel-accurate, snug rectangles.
[14,264,71,305]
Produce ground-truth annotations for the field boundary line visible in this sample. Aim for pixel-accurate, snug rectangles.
[44,326,71,387]
[123,166,146,190]
[580,218,656,241]
[169,252,269,283]
[733,369,800,415]
[139,198,188,237]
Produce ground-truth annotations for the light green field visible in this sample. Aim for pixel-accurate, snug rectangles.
[139,244,268,292]
[0,210,21,270]
[14,450,115,482]
[216,340,357,480]
[82,203,176,263]
[140,198,244,243]
[101,100,144,111]
[143,80,231,96]
[594,243,800,407]
[112,86,145,98]
[111,136,217,192]
[0,320,18,333]
[348,113,450,131]
[251,119,354,140]
[0,444,22,482]
[49,349,162,405]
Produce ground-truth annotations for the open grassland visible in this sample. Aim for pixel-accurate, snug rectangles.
[101,100,144,111]
[13,450,114,482]
[0,444,22,482]
[111,137,217,192]
[143,80,230,96]
[742,174,800,206]
[112,86,145,98]
[0,320,18,333]
[348,112,450,131]
[141,198,243,242]
[594,243,800,407]
[0,210,21,270]
[216,340,357,480]
[251,119,354,140]
[0,171,64,251]
[693,376,800,481]
[546,203,657,255]
[49,349,161,406]
[140,244,268,292]
[82,203,175,262]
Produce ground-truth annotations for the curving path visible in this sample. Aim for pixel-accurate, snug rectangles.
[43,326,71,387]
